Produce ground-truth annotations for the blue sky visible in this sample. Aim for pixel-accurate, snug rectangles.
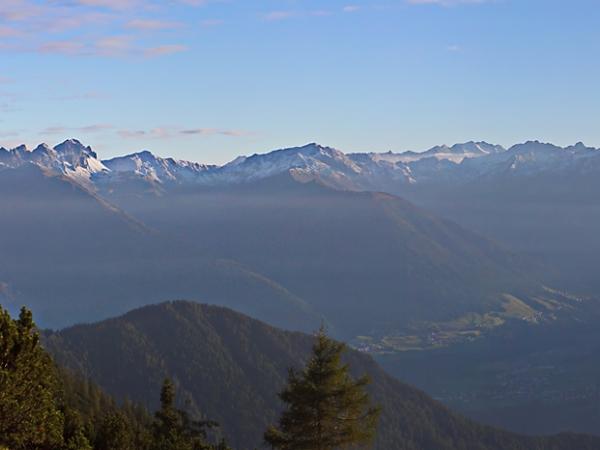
[1,0,599,164]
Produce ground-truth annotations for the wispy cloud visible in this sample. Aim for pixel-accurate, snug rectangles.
[46,12,114,33]
[39,124,114,135]
[75,0,211,9]
[178,0,211,6]
[80,124,114,132]
[74,0,141,10]
[119,126,253,139]
[263,11,296,22]
[310,10,332,17]
[50,91,107,101]
[126,19,183,31]
[181,128,254,137]
[0,0,196,59]
[342,5,360,13]
[0,0,45,21]
[144,44,187,57]
[34,36,187,58]
[118,127,172,139]
[94,35,133,56]
[38,40,86,55]
[0,25,23,37]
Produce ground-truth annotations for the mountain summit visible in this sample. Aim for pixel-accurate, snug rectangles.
[0,138,107,185]
[2,139,598,190]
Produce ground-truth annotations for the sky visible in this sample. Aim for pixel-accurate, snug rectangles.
[0,0,599,164]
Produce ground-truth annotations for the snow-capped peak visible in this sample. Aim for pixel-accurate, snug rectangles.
[211,143,363,187]
[357,141,507,165]
[32,143,54,154]
[103,150,213,184]
[2,138,599,191]
[0,139,108,185]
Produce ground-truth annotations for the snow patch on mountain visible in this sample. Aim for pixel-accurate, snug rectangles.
[1,139,599,192]
[0,139,108,186]
[365,141,506,164]
[103,150,214,184]
[196,143,364,187]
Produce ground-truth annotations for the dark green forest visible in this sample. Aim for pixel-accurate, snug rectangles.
[3,301,600,450]
[0,306,233,450]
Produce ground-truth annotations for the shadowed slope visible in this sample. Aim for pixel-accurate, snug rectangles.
[0,165,319,331]
[45,301,600,450]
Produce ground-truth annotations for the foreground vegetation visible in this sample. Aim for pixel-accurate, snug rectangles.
[0,306,233,450]
[1,306,379,450]
[3,302,600,450]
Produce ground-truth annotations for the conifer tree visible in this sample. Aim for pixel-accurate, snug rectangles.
[62,409,92,450]
[264,328,381,450]
[152,378,189,450]
[0,306,64,449]
[152,378,229,450]
[95,410,136,450]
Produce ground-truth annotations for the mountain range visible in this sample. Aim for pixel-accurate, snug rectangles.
[3,139,598,190]
[0,162,320,330]
[1,139,587,340]
[3,137,600,439]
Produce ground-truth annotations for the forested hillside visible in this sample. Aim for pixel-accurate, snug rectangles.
[44,301,600,450]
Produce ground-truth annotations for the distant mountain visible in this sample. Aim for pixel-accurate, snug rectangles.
[1,138,592,337]
[0,164,319,330]
[44,301,600,450]
[2,138,597,192]
[102,150,214,184]
[99,170,585,340]
[3,137,600,443]
[367,141,506,164]
[396,142,600,296]
[0,139,108,187]
[72,137,599,296]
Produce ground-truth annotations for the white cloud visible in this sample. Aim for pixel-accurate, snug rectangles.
[38,40,86,55]
[263,11,296,21]
[75,0,141,10]
[144,44,187,57]
[118,126,253,139]
[181,128,253,137]
[0,0,197,59]
[39,124,114,135]
[126,19,183,31]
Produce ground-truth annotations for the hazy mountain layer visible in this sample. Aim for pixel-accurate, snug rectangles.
[2,138,598,327]
[100,171,576,338]
[0,164,319,330]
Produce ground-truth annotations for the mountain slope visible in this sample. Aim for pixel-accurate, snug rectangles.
[2,138,597,331]
[44,301,600,450]
[0,139,108,188]
[97,172,579,340]
[0,164,319,331]
[399,142,600,295]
